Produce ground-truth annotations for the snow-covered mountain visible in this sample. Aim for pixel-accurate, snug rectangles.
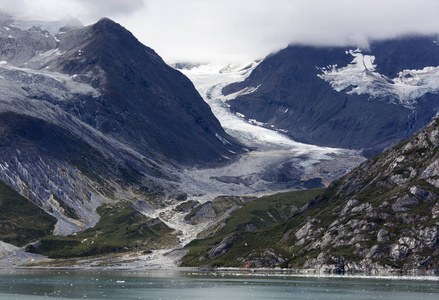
[2,13,416,268]
[223,35,439,156]
[0,14,246,234]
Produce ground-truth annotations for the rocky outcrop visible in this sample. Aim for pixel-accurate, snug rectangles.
[279,117,439,273]
[240,249,286,268]
[185,196,252,225]
[183,117,439,274]
[208,233,242,258]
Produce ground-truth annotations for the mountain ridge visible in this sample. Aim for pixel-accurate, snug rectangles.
[44,17,246,166]
[0,16,245,235]
[181,116,439,274]
[1,15,439,270]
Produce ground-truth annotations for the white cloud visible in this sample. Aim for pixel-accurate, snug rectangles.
[2,0,439,63]
[2,0,144,22]
[117,0,439,63]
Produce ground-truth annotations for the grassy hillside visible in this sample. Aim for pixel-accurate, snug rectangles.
[181,189,323,267]
[27,200,178,258]
[0,179,57,246]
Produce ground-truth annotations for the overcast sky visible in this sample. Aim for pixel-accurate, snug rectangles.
[3,0,439,63]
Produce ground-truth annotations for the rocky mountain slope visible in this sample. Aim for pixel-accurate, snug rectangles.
[3,13,439,269]
[223,36,439,155]
[0,14,244,235]
[182,116,439,274]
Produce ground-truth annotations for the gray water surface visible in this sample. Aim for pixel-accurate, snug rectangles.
[0,269,438,299]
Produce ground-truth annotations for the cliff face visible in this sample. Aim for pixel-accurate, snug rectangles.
[182,117,439,274]
[299,117,439,273]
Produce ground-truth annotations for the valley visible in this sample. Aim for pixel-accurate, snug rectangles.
[179,63,365,196]
[13,63,365,270]
[0,14,438,274]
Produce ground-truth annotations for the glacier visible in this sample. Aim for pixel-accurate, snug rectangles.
[317,48,439,109]
[178,63,365,196]
[0,14,368,268]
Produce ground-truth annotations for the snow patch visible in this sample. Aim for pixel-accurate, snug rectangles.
[215,133,232,145]
[249,119,265,126]
[12,19,83,36]
[224,84,261,100]
[317,48,439,109]
[236,112,245,118]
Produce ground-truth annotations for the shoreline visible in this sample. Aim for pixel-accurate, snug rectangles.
[2,242,438,279]
[213,267,439,281]
[1,265,439,281]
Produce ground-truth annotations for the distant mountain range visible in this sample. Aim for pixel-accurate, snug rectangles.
[223,35,439,156]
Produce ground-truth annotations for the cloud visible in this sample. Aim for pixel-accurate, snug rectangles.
[3,0,145,23]
[117,0,301,63]
[1,0,26,16]
[286,0,439,46]
[117,0,439,63]
[71,0,145,21]
[2,0,439,63]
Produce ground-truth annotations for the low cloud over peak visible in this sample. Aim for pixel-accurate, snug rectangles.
[1,0,439,63]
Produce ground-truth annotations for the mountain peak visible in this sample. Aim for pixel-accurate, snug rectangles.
[44,16,245,166]
[93,17,120,29]
[81,17,147,61]
[90,17,132,39]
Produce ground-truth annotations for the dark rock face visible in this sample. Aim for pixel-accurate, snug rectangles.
[46,18,244,166]
[0,112,144,234]
[208,232,242,258]
[223,36,439,154]
[371,36,439,77]
[284,117,439,273]
[1,16,244,166]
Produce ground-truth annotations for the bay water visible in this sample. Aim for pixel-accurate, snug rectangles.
[0,269,438,299]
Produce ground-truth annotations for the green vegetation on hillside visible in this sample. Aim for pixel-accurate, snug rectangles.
[0,180,57,246]
[181,189,323,267]
[27,200,178,258]
[182,117,439,272]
